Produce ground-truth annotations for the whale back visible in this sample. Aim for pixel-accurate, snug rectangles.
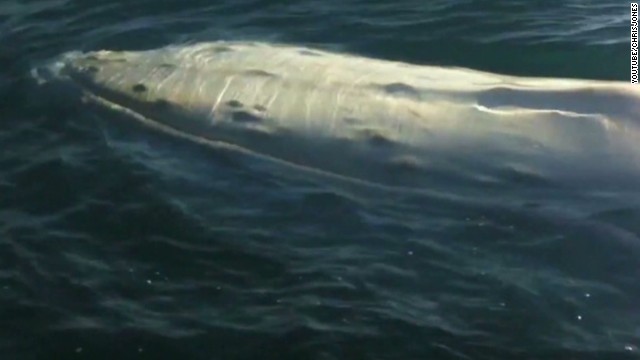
[51,41,640,190]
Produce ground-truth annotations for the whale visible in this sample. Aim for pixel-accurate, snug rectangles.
[37,41,640,191]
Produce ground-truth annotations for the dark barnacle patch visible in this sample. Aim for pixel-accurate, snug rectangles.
[380,82,420,99]
[343,117,361,125]
[231,110,263,123]
[132,83,147,93]
[361,129,394,148]
[253,104,267,112]
[212,46,233,53]
[226,100,243,108]
[243,69,277,78]
[299,50,322,57]
[84,54,127,63]
[87,66,99,73]
[158,63,176,69]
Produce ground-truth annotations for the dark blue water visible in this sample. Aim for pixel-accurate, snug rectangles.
[1,1,639,359]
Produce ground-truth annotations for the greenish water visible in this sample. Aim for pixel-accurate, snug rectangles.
[1,1,638,359]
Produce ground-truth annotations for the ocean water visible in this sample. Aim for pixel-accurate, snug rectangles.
[1,1,639,359]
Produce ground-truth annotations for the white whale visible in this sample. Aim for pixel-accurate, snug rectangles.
[42,41,640,191]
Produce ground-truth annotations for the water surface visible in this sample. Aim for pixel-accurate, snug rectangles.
[1,1,638,359]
